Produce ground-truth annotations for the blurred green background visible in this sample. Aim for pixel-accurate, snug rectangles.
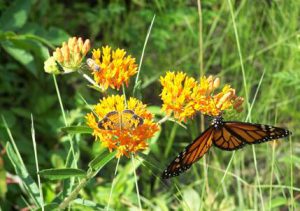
[0,0,299,210]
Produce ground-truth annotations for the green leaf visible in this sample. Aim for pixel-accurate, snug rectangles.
[45,27,69,45]
[6,142,42,207]
[61,126,93,134]
[1,41,36,75]
[38,168,86,180]
[0,157,7,198]
[181,188,200,210]
[72,199,107,210]
[270,197,288,208]
[0,0,32,31]
[88,151,117,170]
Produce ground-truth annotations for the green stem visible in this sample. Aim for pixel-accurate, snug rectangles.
[289,136,294,210]
[131,155,142,210]
[106,158,120,211]
[31,115,44,210]
[52,75,76,165]
[164,123,178,157]
[227,0,250,112]
[252,146,265,211]
[122,84,127,107]
[58,170,94,210]
[133,15,156,97]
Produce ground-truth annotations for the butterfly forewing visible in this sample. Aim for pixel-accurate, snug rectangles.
[98,111,120,130]
[98,110,144,130]
[223,122,291,144]
[162,127,214,179]
[122,110,144,129]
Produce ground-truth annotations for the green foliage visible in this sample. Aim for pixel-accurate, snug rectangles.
[0,0,299,210]
[38,168,86,180]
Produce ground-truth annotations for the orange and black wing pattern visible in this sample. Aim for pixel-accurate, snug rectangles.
[222,122,291,145]
[98,111,120,130]
[98,110,143,130]
[212,126,246,151]
[162,116,291,179]
[162,126,214,179]
[121,109,144,130]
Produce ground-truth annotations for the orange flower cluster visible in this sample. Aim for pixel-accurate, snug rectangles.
[44,37,90,74]
[160,72,244,122]
[89,46,138,90]
[160,72,197,122]
[86,95,159,158]
[192,75,244,116]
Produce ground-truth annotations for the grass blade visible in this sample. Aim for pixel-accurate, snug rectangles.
[31,115,44,210]
[6,142,42,207]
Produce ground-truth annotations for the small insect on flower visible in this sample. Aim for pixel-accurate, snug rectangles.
[90,46,138,90]
[86,95,159,157]
[98,110,143,130]
[86,58,101,72]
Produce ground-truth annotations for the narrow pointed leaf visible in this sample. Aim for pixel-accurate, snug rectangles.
[89,151,117,170]
[6,142,42,207]
[38,168,86,180]
[61,126,93,134]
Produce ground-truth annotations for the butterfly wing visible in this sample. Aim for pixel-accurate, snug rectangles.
[212,125,246,151]
[222,122,291,144]
[162,126,214,179]
[98,111,120,130]
[121,109,144,130]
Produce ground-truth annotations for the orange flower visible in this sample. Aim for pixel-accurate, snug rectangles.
[44,37,90,74]
[89,46,138,90]
[160,71,197,122]
[192,76,243,116]
[160,72,244,121]
[86,95,159,158]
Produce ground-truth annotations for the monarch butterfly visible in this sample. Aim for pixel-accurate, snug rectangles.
[98,109,143,130]
[162,116,291,179]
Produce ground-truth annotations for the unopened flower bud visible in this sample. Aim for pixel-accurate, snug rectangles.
[213,78,220,89]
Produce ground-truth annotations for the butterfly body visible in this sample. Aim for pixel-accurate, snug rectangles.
[98,109,143,130]
[162,116,291,179]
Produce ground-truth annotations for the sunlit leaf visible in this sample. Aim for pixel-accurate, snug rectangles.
[88,151,117,170]
[0,0,32,31]
[61,126,93,134]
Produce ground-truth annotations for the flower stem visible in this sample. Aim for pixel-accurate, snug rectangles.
[157,115,170,124]
[122,84,127,107]
[58,169,96,209]
[52,75,76,167]
[131,155,142,210]
[106,158,120,211]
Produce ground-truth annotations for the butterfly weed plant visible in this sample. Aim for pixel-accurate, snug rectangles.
[3,31,293,209]
[2,2,297,210]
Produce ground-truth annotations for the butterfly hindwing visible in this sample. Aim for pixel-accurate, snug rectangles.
[223,122,291,144]
[162,127,214,179]
[212,126,246,151]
